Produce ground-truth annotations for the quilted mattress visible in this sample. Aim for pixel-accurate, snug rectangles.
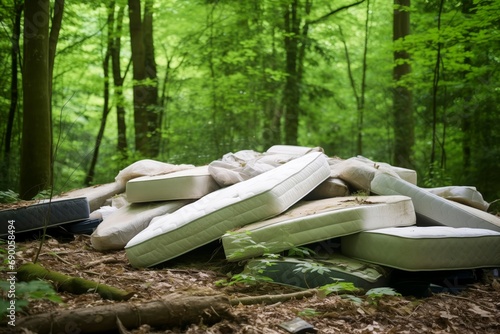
[0,197,90,236]
[371,172,500,232]
[91,200,191,251]
[244,255,391,290]
[341,226,500,271]
[222,195,416,261]
[125,152,331,267]
[126,166,220,203]
[57,182,124,212]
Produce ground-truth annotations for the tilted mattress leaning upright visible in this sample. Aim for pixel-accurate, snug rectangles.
[125,152,331,267]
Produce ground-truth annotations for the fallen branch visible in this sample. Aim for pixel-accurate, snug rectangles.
[17,262,134,301]
[17,294,231,334]
[230,289,318,306]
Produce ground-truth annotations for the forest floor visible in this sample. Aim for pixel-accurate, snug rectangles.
[2,233,500,334]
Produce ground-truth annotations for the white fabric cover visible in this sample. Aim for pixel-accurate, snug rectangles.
[425,186,489,211]
[125,152,331,267]
[57,182,124,212]
[222,195,416,261]
[208,145,324,187]
[371,172,500,232]
[115,159,194,188]
[265,145,324,156]
[91,200,190,251]
[126,166,220,203]
[341,226,500,271]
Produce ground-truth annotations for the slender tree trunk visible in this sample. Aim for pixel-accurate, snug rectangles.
[4,1,22,159]
[461,0,473,177]
[143,0,160,156]
[392,0,413,168]
[128,0,159,157]
[429,0,445,175]
[112,4,128,160]
[20,0,52,199]
[85,3,113,186]
[282,0,300,145]
[48,0,64,101]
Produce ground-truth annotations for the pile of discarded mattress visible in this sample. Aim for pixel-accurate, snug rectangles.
[3,145,499,292]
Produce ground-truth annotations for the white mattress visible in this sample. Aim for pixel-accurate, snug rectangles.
[125,152,331,267]
[425,186,489,211]
[57,182,124,212]
[90,200,190,251]
[371,172,500,232]
[222,195,416,261]
[126,166,220,203]
[341,226,500,271]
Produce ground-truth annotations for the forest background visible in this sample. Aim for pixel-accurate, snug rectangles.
[0,0,498,202]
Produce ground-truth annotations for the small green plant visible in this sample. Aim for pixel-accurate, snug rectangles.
[352,190,369,204]
[298,308,322,317]
[318,281,360,296]
[215,255,278,287]
[287,246,316,258]
[293,261,331,275]
[365,287,401,305]
[0,280,63,317]
[0,190,20,204]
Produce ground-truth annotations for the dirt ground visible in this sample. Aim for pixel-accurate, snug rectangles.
[2,232,500,334]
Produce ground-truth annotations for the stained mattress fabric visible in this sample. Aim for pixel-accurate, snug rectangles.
[371,172,500,232]
[341,226,500,271]
[125,152,331,267]
[0,197,90,236]
[425,185,489,211]
[222,195,416,261]
[244,255,391,290]
[126,166,220,203]
[91,200,191,251]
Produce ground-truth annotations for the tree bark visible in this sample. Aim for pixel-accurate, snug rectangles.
[20,0,52,199]
[392,0,414,168]
[4,1,22,160]
[282,0,300,146]
[113,4,129,160]
[128,0,159,157]
[17,294,231,334]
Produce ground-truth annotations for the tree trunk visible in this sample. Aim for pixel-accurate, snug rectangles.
[20,0,52,199]
[4,1,22,161]
[128,0,159,157]
[282,0,301,146]
[392,0,414,168]
[143,0,160,156]
[112,4,129,160]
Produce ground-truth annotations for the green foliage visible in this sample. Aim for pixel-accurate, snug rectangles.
[0,190,20,204]
[293,261,331,276]
[298,308,322,317]
[287,246,316,258]
[318,281,360,297]
[215,256,277,287]
[0,280,63,317]
[0,0,498,201]
[365,287,401,305]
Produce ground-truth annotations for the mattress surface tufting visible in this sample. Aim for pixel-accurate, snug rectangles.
[125,152,331,267]
[222,195,416,261]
